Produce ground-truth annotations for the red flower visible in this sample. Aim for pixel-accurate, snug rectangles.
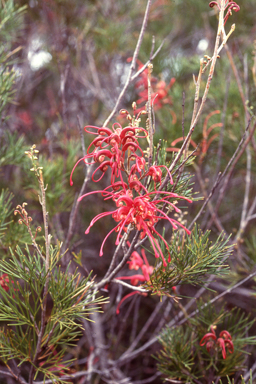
[166,110,221,164]
[145,165,173,190]
[136,78,175,112]
[80,187,191,264]
[200,325,217,346]
[200,325,234,359]
[127,58,176,119]
[70,123,147,185]
[209,1,240,25]
[71,118,192,264]
[115,245,154,314]
[0,274,11,292]
[127,247,144,271]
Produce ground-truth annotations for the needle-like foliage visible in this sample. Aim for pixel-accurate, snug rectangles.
[156,306,256,383]
[145,226,232,296]
[0,189,13,240]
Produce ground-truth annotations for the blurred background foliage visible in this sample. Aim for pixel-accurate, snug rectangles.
[1,0,256,382]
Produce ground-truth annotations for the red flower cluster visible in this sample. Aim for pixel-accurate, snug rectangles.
[115,244,177,313]
[129,59,176,118]
[70,121,147,185]
[118,243,154,286]
[115,245,153,314]
[0,274,11,292]
[71,110,191,264]
[200,325,234,359]
[209,1,240,25]
[166,110,221,164]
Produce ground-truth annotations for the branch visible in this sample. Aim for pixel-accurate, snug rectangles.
[95,231,140,290]
[29,170,51,384]
[0,368,28,384]
[207,119,256,229]
[161,0,227,186]
[177,268,256,328]
[103,0,152,127]
[131,39,166,82]
[121,297,167,357]
[112,279,148,293]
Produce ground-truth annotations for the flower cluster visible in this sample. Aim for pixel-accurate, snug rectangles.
[200,325,234,359]
[115,244,153,314]
[166,110,221,164]
[71,109,191,264]
[209,1,240,25]
[129,59,176,119]
[120,243,153,285]
[14,202,42,239]
[70,118,147,185]
[0,274,11,292]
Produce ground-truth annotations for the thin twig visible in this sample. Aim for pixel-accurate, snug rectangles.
[163,6,228,184]
[182,91,185,140]
[161,5,224,188]
[29,171,51,384]
[247,213,256,221]
[0,368,28,384]
[215,70,230,177]
[177,268,256,327]
[149,35,155,59]
[87,48,103,93]
[207,120,255,229]
[95,231,140,290]
[189,170,223,231]
[63,163,94,255]
[131,39,166,82]
[190,0,226,131]
[112,279,148,293]
[236,196,256,242]
[171,145,199,178]
[26,223,44,261]
[29,312,39,336]
[60,63,70,131]
[103,226,132,281]
[147,63,154,168]
[114,295,138,360]
[39,171,50,270]
[241,54,251,222]
[133,372,162,384]
[103,0,152,127]
[122,297,167,357]
[225,44,247,114]
[236,54,251,245]
[77,115,86,158]
[130,296,141,344]
[190,58,204,131]
[72,67,114,110]
[32,370,102,384]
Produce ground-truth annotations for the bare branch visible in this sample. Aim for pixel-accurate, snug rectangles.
[103,0,152,127]
[112,279,148,293]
